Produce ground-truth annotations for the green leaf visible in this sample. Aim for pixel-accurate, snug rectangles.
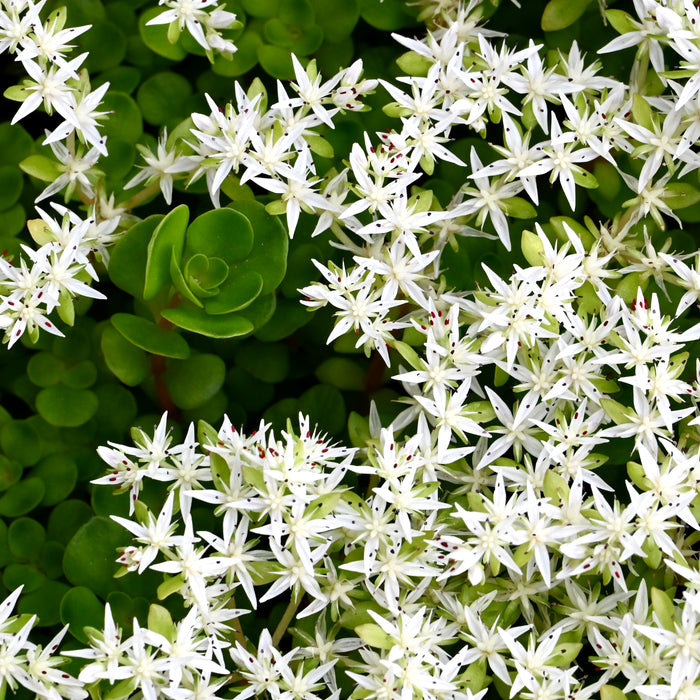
[145,205,189,300]
[101,324,150,386]
[311,0,358,42]
[61,360,97,389]
[211,29,262,77]
[0,478,45,517]
[60,586,105,643]
[651,587,676,630]
[305,134,334,159]
[161,306,254,338]
[185,254,229,292]
[18,580,69,626]
[228,200,289,293]
[138,7,187,60]
[3,563,45,594]
[600,398,632,426]
[663,183,700,210]
[242,0,280,17]
[600,686,627,700]
[299,385,346,435]
[63,517,126,599]
[148,604,175,643]
[236,342,290,383]
[202,271,262,313]
[0,166,23,211]
[157,574,185,600]
[82,21,127,72]
[605,9,639,35]
[137,72,193,126]
[111,313,190,359]
[0,457,22,492]
[347,411,370,449]
[503,196,537,218]
[109,215,162,297]
[548,642,583,666]
[359,0,416,30]
[105,677,139,700]
[257,44,296,79]
[164,354,226,410]
[632,94,655,132]
[185,208,254,264]
[396,50,432,76]
[0,122,34,165]
[572,168,598,189]
[1,420,41,467]
[8,518,45,561]
[170,248,203,307]
[19,155,61,182]
[541,0,592,31]
[315,358,366,391]
[36,387,99,427]
[354,623,394,649]
[99,92,143,143]
[31,453,78,507]
[521,229,545,267]
[48,500,93,545]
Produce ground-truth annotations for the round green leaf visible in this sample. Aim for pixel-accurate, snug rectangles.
[254,297,312,341]
[3,564,45,593]
[63,517,126,599]
[203,271,263,314]
[235,291,277,330]
[161,306,254,338]
[99,92,143,143]
[40,541,65,579]
[102,139,136,183]
[1,420,41,467]
[0,203,26,237]
[242,0,280,17]
[48,500,93,545]
[165,354,226,410]
[0,478,45,517]
[82,21,127,72]
[145,204,189,300]
[236,341,289,383]
[31,453,78,507]
[8,517,45,561]
[542,0,593,31]
[359,0,416,30]
[279,0,314,26]
[92,384,139,439]
[61,360,97,389]
[316,358,366,391]
[94,66,142,94]
[27,351,66,388]
[311,0,358,41]
[18,580,70,626]
[228,200,288,293]
[101,325,150,386]
[226,367,274,412]
[185,255,230,293]
[61,586,105,643]
[0,457,22,492]
[137,72,193,126]
[109,215,162,297]
[36,387,99,428]
[185,208,254,264]
[299,384,346,435]
[263,397,300,431]
[0,122,34,165]
[138,7,187,61]
[111,313,190,359]
[257,44,296,79]
[0,166,23,212]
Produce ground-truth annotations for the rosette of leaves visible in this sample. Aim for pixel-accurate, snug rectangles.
[108,201,288,358]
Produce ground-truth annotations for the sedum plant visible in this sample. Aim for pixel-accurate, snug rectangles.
[3,0,700,699]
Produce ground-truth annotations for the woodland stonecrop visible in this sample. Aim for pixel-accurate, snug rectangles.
[3,0,700,700]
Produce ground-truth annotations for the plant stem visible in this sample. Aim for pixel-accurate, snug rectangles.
[122,181,162,211]
[272,590,302,646]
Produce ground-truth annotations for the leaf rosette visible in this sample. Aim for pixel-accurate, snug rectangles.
[109,201,288,341]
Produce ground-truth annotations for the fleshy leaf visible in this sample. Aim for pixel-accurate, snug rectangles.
[144,204,189,300]
[111,313,190,359]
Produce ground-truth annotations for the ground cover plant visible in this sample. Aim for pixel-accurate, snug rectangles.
[2,0,700,698]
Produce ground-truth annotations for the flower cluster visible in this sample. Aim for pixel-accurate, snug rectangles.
[0,0,119,347]
[146,0,241,59]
